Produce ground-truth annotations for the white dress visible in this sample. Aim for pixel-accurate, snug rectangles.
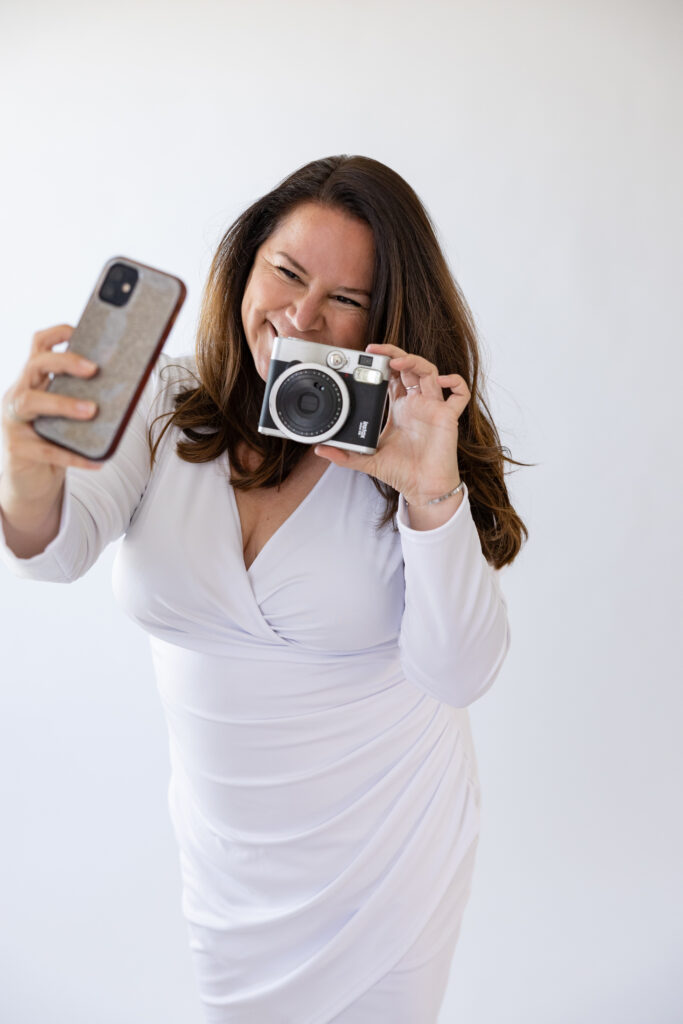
[0,355,511,1023]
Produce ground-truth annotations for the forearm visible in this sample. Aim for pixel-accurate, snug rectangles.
[0,478,65,559]
[397,483,510,708]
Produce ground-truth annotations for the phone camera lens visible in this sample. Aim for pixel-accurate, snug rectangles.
[99,262,139,307]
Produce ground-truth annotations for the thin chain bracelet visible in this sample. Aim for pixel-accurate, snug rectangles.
[403,480,465,508]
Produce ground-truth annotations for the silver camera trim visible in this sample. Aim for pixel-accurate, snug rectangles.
[271,337,391,381]
[268,361,351,444]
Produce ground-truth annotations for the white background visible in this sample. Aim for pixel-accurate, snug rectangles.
[1,1,681,1021]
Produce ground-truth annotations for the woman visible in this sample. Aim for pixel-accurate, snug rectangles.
[0,155,527,1023]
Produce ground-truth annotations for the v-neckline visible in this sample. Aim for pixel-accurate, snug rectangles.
[228,460,334,576]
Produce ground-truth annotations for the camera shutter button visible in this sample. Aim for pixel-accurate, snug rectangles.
[327,351,347,370]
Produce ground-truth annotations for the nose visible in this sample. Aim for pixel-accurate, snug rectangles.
[286,291,324,335]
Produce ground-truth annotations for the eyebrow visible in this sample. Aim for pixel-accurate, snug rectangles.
[275,251,371,297]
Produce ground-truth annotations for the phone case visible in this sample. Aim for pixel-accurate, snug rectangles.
[33,256,186,460]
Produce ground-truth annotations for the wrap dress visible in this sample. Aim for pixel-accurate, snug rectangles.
[0,355,511,1022]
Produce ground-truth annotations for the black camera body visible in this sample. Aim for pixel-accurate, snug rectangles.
[258,337,391,454]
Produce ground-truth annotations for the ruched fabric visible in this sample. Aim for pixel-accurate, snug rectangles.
[0,354,509,1022]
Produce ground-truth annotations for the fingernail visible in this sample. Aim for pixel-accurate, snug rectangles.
[77,400,97,414]
[79,358,98,371]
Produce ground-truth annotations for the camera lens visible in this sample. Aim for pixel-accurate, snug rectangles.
[270,364,349,443]
[298,392,320,413]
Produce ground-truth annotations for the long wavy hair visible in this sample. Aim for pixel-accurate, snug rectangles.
[150,155,530,569]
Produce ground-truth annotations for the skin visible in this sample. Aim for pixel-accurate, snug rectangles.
[0,201,472,554]
[241,201,471,528]
[0,325,101,557]
[241,202,375,383]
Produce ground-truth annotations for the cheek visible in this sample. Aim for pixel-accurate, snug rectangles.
[240,292,250,326]
[243,273,269,317]
[334,312,368,349]
[269,278,296,310]
[241,285,260,336]
[241,267,258,317]
[252,279,293,320]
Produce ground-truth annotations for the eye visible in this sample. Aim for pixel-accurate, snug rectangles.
[333,295,363,309]
[277,265,300,281]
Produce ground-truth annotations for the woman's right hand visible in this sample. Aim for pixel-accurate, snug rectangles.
[1,324,102,515]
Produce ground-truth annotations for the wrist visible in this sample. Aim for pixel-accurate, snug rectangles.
[0,475,65,548]
[402,479,463,508]
[401,480,465,531]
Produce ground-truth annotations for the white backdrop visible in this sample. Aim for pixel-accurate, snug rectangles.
[1,1,681,1021]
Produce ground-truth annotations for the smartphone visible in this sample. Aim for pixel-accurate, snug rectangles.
[33,256,186,460]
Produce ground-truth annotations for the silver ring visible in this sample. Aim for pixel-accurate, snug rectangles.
[405,384,420,392]
[7,399,22,422]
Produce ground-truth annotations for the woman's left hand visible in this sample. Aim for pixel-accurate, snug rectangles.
[314,343,471,506]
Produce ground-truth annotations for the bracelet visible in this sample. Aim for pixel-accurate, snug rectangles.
[403,480,465,508]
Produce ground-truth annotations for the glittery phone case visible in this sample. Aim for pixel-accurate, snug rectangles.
[34,256,186,460]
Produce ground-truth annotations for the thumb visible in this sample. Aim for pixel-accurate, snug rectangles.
[313,444,374,475]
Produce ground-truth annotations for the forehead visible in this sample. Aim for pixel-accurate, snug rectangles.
[266,202,375,286]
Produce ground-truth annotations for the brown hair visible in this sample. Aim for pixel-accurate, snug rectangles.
[151,155,530,569]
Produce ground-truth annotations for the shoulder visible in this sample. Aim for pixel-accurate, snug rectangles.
[128,352,199,464]
[156,351,198,394]
[144,352,198,420]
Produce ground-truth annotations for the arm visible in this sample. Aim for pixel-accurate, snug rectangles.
[396,481,511,708]
[0,356,184,583]
[0,488,65,560]
[313,340,510,705]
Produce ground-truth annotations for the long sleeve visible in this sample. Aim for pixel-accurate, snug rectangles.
[396,482,511,708]
[0,355,189,584]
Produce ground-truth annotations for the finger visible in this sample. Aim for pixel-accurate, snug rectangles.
[389,353,440,377]
[8,431,103,470]
[29,324,75,356]
[388,375,405,403]
[7,388,98,424]
[365,343,406,359]
[364,344,435,396]
[365,344,412,389]
[389,354,442,399]
[26,349,98,390]
[437,373,468,387]
[438,374,471,417]
[410,372,443,401]
[313,444,376,475]
[437,373,471,399]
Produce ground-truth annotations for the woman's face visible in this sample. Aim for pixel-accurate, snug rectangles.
[241,201,375,382]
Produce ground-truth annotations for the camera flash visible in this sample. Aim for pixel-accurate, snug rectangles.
[122,282,132,293]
